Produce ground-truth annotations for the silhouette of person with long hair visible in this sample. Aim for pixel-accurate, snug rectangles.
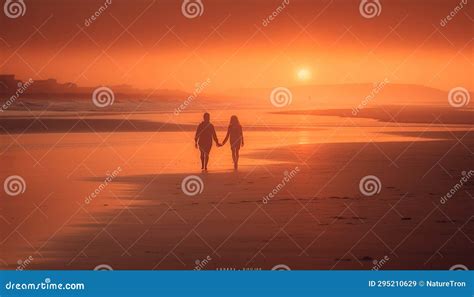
[195,113,220,171]
[221,115,244,170]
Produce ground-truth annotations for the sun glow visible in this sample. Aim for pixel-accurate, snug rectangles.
[297,68,312,81]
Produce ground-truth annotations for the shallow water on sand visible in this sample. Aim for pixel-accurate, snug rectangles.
[1,109,472,270]
[1,109,470,174]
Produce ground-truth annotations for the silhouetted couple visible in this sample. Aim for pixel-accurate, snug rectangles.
[194,113,244,171]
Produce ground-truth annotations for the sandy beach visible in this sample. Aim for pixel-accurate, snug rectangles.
[1,107,472,270]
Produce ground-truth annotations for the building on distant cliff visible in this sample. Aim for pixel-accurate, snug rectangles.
[0,75,78,94]
[0,74,22,92]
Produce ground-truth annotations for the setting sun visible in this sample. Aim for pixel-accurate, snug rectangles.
[297,68,312,81]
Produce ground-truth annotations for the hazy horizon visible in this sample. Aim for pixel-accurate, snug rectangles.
[1,0,472,98]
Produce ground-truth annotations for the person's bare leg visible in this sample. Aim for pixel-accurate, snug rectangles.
[235,148,240,166]
[204,152,209,170]
[234,148,240,169]
[200,150,205,170]
[232,148,239,169]
[231,149,236,167]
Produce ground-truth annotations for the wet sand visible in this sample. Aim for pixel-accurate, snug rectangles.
[1,126,472,270]
[278,106,474,125]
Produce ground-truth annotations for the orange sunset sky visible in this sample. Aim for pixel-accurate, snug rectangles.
[0,0,472,93]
